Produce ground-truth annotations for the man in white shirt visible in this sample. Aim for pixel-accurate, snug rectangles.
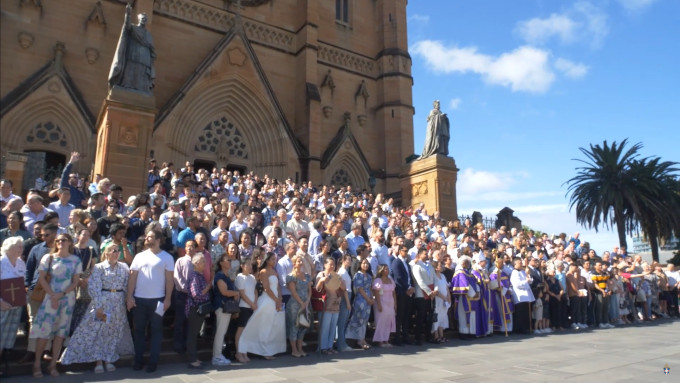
[370,229,392,272]
[211,214,234,244]
[276,242,296,305]
[1,179,23,216]
[429,223,445,243]
[409,237,423,261]
[286,208,309,240]
[126,229,174,373]
[510,258,535,334]
[21,195,53,233]
[229,209,248,241]
[412,247,434,345]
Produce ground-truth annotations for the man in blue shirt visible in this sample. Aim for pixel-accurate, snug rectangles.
[345,222,365,256]
[177,216,199,257]
[59,152,87,207]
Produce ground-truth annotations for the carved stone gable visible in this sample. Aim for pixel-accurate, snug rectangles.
[85,1,106,30]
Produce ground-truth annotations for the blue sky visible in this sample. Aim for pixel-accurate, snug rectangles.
[406,0,680,255]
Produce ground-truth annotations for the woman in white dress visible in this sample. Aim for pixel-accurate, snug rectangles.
[237,252,286,359]
[431,260,451,342]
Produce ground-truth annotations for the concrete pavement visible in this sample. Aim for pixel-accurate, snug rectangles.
[8,319,679,383]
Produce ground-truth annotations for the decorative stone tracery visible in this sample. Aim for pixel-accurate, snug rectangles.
[25,122,69,148]
[331,168,351,187]
[194,116,249,160]
[318,43,376,77]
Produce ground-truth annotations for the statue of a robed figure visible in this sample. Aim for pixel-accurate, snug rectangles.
[420,100,450,159]
[108,3,156,94]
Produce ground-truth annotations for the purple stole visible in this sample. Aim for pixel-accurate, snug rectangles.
[472,268,492,336]
[490,270,514,330]
[450,268,480,326]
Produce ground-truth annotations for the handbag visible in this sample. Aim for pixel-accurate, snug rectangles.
[197,301,215,316]
[311,278,326,312]
[29,255,53,302]
[222,299,240,314]
[297,307,311,328]
[76,248,95,300]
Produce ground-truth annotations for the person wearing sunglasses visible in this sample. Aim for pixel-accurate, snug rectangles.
[29,234,82,378]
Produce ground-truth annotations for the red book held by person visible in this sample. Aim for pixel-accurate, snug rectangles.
[1,277,26,307]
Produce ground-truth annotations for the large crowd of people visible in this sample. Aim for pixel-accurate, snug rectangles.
[1,151,679,378]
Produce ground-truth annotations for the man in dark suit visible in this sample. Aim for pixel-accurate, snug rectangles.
[526,257,543,329]
[391,245,415,345]
[527,257,543,298]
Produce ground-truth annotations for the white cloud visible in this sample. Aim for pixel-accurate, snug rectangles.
[617,0,658,11]
[457,168,530,196]
[573,1,609,48]
[409,14,430,24]
[554,58,589,78]
[514,2,609,49]
[486,47,555,93]
[459,191,563,203]
[449,98,462,110]
[411,41,555,93]
[515,14,578,45]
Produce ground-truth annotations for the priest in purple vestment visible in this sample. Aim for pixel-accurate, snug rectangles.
[490,257,514,333]
[472,252,493,336]
[450,256,480,339]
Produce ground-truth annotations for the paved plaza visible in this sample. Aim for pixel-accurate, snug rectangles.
[9,319,678,383]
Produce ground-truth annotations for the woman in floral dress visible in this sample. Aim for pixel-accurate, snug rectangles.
[30,233,82,378]
[60,243,134,373]
[285,255,311,357]
[345,258,374,349]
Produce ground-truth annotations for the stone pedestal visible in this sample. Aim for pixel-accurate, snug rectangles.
[400,154,458,220]
[2,152,29,195]
[93,86,155,197]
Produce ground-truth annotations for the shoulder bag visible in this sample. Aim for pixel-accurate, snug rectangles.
[76,248,95,300]
[29,255,54,302]
[222,298,240,314]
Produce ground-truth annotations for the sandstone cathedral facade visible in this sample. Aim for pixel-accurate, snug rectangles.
[1,0,414,195]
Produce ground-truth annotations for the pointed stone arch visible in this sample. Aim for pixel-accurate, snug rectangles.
[1,86,92,158]
[165,75,295,178]
[1,46,94,161]
[325,152,368,190]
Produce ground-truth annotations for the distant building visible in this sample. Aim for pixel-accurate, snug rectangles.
[632,234,678,264]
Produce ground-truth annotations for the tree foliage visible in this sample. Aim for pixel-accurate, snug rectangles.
[566,139,680,262]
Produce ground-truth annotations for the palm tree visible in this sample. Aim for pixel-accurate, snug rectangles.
[628,158,680,262]
[565,139,642,249]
